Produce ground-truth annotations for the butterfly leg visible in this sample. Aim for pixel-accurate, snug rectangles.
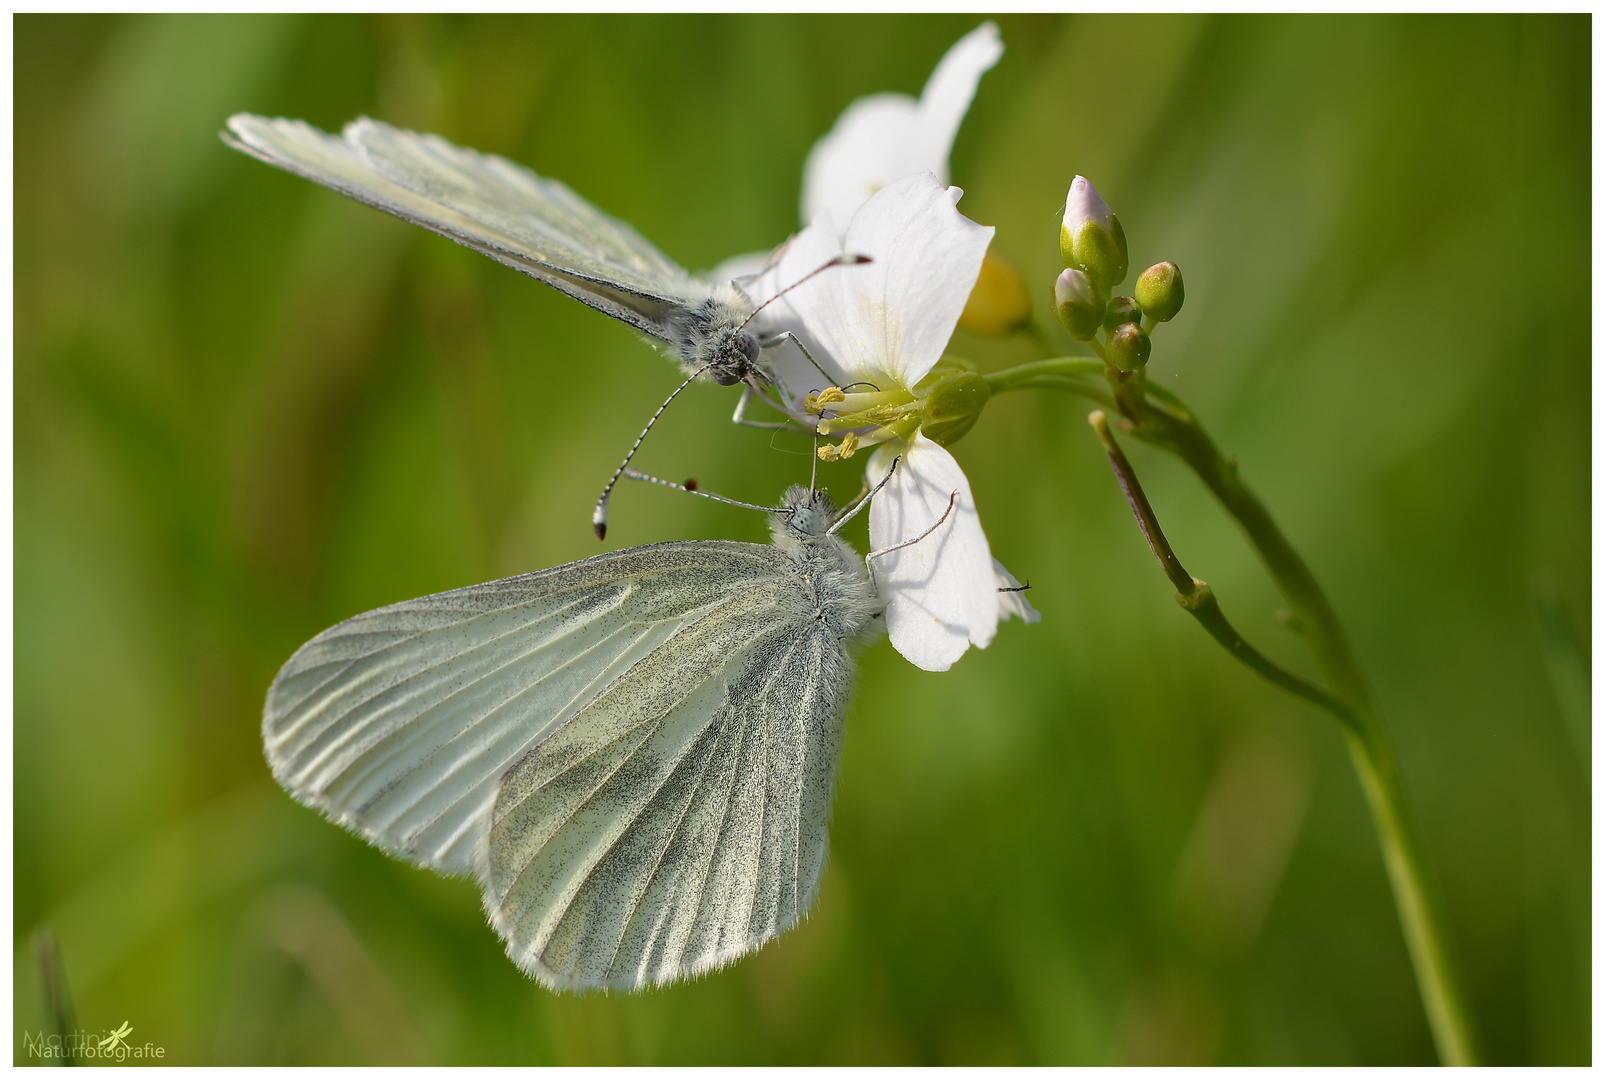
[863,488,959,594]
[865,490,959,560]
[751,380,818,426]
[758,330,837,387]
[731,384,800,431]
[850,471,873,505]
[826,455,900,536]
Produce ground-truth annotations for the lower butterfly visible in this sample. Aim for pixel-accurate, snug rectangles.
[262,473,946,991]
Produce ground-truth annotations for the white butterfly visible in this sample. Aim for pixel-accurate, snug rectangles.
[223,115,852,537]
[263,481,891,991]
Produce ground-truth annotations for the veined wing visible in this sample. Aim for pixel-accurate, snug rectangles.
[485,580,853,991]
[223,114,711,338]
[262,541,783,877]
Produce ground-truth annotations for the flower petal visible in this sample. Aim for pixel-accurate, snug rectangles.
[800,22,1003,230]
[992,557,1041,624]
[835,175,993,389]
[769,177,989,393]
[867,436,999,672]
[913,22,1004,183]
[708,248,777,287]
[749,177,991,397]
[800,93,923,230]
[740,214,852,413]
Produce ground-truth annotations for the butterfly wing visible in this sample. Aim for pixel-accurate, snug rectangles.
[262,540,787,877]
[484,582,853,991]
[224,113,711,339]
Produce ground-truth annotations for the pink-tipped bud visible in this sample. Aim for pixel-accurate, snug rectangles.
[1060,176,1128,291]
[1053,267,1106,341]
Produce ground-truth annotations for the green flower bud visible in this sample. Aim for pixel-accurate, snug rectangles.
[1103,294,1142,332]
[1135,261,1185,322]
[920,370,991,447]
[1105,321,1151,372]
[1059,175,1128,290]
[1053,267,1106,341]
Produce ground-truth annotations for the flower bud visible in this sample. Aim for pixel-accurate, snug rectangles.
[1053,267,1106,341]
[1060,175,1128,290]
[1135,261,1184,322]
[1105,321,1151,371]
[919,370,991,447]
[959,251,1032,337]
[1102,294,1142,332]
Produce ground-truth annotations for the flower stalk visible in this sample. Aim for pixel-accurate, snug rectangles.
[989,357,1482,1066]
[1085,409,1357,722]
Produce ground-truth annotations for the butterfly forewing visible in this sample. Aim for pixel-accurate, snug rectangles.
[224,114,712,338]
[486,597,851,990]
[347,119,692,286]
[262,542,782,876]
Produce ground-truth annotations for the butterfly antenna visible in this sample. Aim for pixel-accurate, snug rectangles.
[827,455,900,536]
[593,362,713,540]
[622,469,791,515]
[736,253,872,333]
[809,427,820,494]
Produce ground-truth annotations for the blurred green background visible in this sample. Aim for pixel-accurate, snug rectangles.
[14,13,1589,1065]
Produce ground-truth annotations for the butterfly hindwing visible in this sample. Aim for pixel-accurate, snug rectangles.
[485,595,852,991]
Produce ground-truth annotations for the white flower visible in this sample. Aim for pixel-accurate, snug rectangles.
[800,22,1003,233]
[712,23,1001,285]
[744,173,1037,672]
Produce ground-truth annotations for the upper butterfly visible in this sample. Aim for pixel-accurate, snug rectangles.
[222,115,853,536]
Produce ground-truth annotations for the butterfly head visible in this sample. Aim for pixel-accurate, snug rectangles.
[709,329,761,386]
[774,485,839,540]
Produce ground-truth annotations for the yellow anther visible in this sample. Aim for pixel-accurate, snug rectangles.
[815,432,859,462]
[803,386,847,415]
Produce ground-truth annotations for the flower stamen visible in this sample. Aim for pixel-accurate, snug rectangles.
[803,387,848,414]
[816,432,861,461]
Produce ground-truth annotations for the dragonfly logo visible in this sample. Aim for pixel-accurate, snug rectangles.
[22,1021,166,1061]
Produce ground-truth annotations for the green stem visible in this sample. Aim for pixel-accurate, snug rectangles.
[989,358,1481,1066]
[1085,409,1357,724]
